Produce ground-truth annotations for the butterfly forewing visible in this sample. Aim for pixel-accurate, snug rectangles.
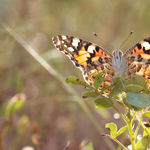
[52,35,115,93]
[124,37,150,89]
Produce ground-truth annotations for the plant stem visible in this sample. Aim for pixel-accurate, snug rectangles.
[113,105,136,149]
[127,117,136,150]
[102,134,128,150]
[112,105,127,122]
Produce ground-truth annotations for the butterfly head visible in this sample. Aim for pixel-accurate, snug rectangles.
[112,49,123,57]
[112,49,124,67]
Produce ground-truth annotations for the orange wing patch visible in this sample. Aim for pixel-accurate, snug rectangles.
[74,45,111,66]
[74,46,90,66]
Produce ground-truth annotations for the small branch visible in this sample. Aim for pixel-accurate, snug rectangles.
[102,133,128,150]
[134,106,150,137]
[112,105,127,122]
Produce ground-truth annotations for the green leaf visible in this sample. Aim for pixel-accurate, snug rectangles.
[109,82,124,98]
[143,128,150,136]
[125,84,143,93]
[94,98,113,109]
[116,126,128,137]
[105,123,117,138]
[114,94,123,100]
[101,85,113,93]
[136,135,150,150]
[126,93,150,108]
[144,111,150,117]
[17,115,30,133]
[5,93,26,117]
[93,71,105,90]
[95,108,110,119]
[85,141,94,150]
[82,91,99,98]
[65,76,94,89]
[123,100,142,111]
[130,75,148,93]
[108,77,130,98]
[143,127,150,136]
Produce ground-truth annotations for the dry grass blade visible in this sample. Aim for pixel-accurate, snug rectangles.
[3,24,116,150]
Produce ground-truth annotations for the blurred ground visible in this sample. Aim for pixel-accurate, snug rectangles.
[0,0,150,150]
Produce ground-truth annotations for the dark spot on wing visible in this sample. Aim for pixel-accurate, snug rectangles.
[84,42,92,51]
[98,58,103,63]
[144,38,150,44]
[75,63,79,67]
[90,51,96,57]
[137,43,142,49]
[96,46,99,52]
[77,43,82,51]
[87,57,92,64]
[85,77,88,80]
[100,65,104,70]
[143,46,150,54]
[137,64,142,72]
[146,76,150,79]
[146,59,150,64]
[137,54,143,62]
[104,57,109,63]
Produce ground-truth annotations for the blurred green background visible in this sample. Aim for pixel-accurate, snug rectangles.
[0,0,150,150]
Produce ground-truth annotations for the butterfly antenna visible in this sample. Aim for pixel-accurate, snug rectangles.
[119,31,133,49]
[93,32,114,49]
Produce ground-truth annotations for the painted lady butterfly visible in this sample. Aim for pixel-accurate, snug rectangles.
[52,35,150,94]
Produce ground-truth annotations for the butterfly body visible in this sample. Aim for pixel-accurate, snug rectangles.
[112,49,127,78]
[52,35,150,93]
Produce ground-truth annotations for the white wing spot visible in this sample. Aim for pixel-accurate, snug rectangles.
[141,42,150,50]
[57,41,61,45]
[89,70,96,74]
[88,45,95,53]
[64,44,67,48]
[72,38,80,47]
[68,47,74,52]
[62,41,64,43]
[62,36,67,40]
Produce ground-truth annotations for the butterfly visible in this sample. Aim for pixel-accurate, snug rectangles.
[52,35,150,94]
